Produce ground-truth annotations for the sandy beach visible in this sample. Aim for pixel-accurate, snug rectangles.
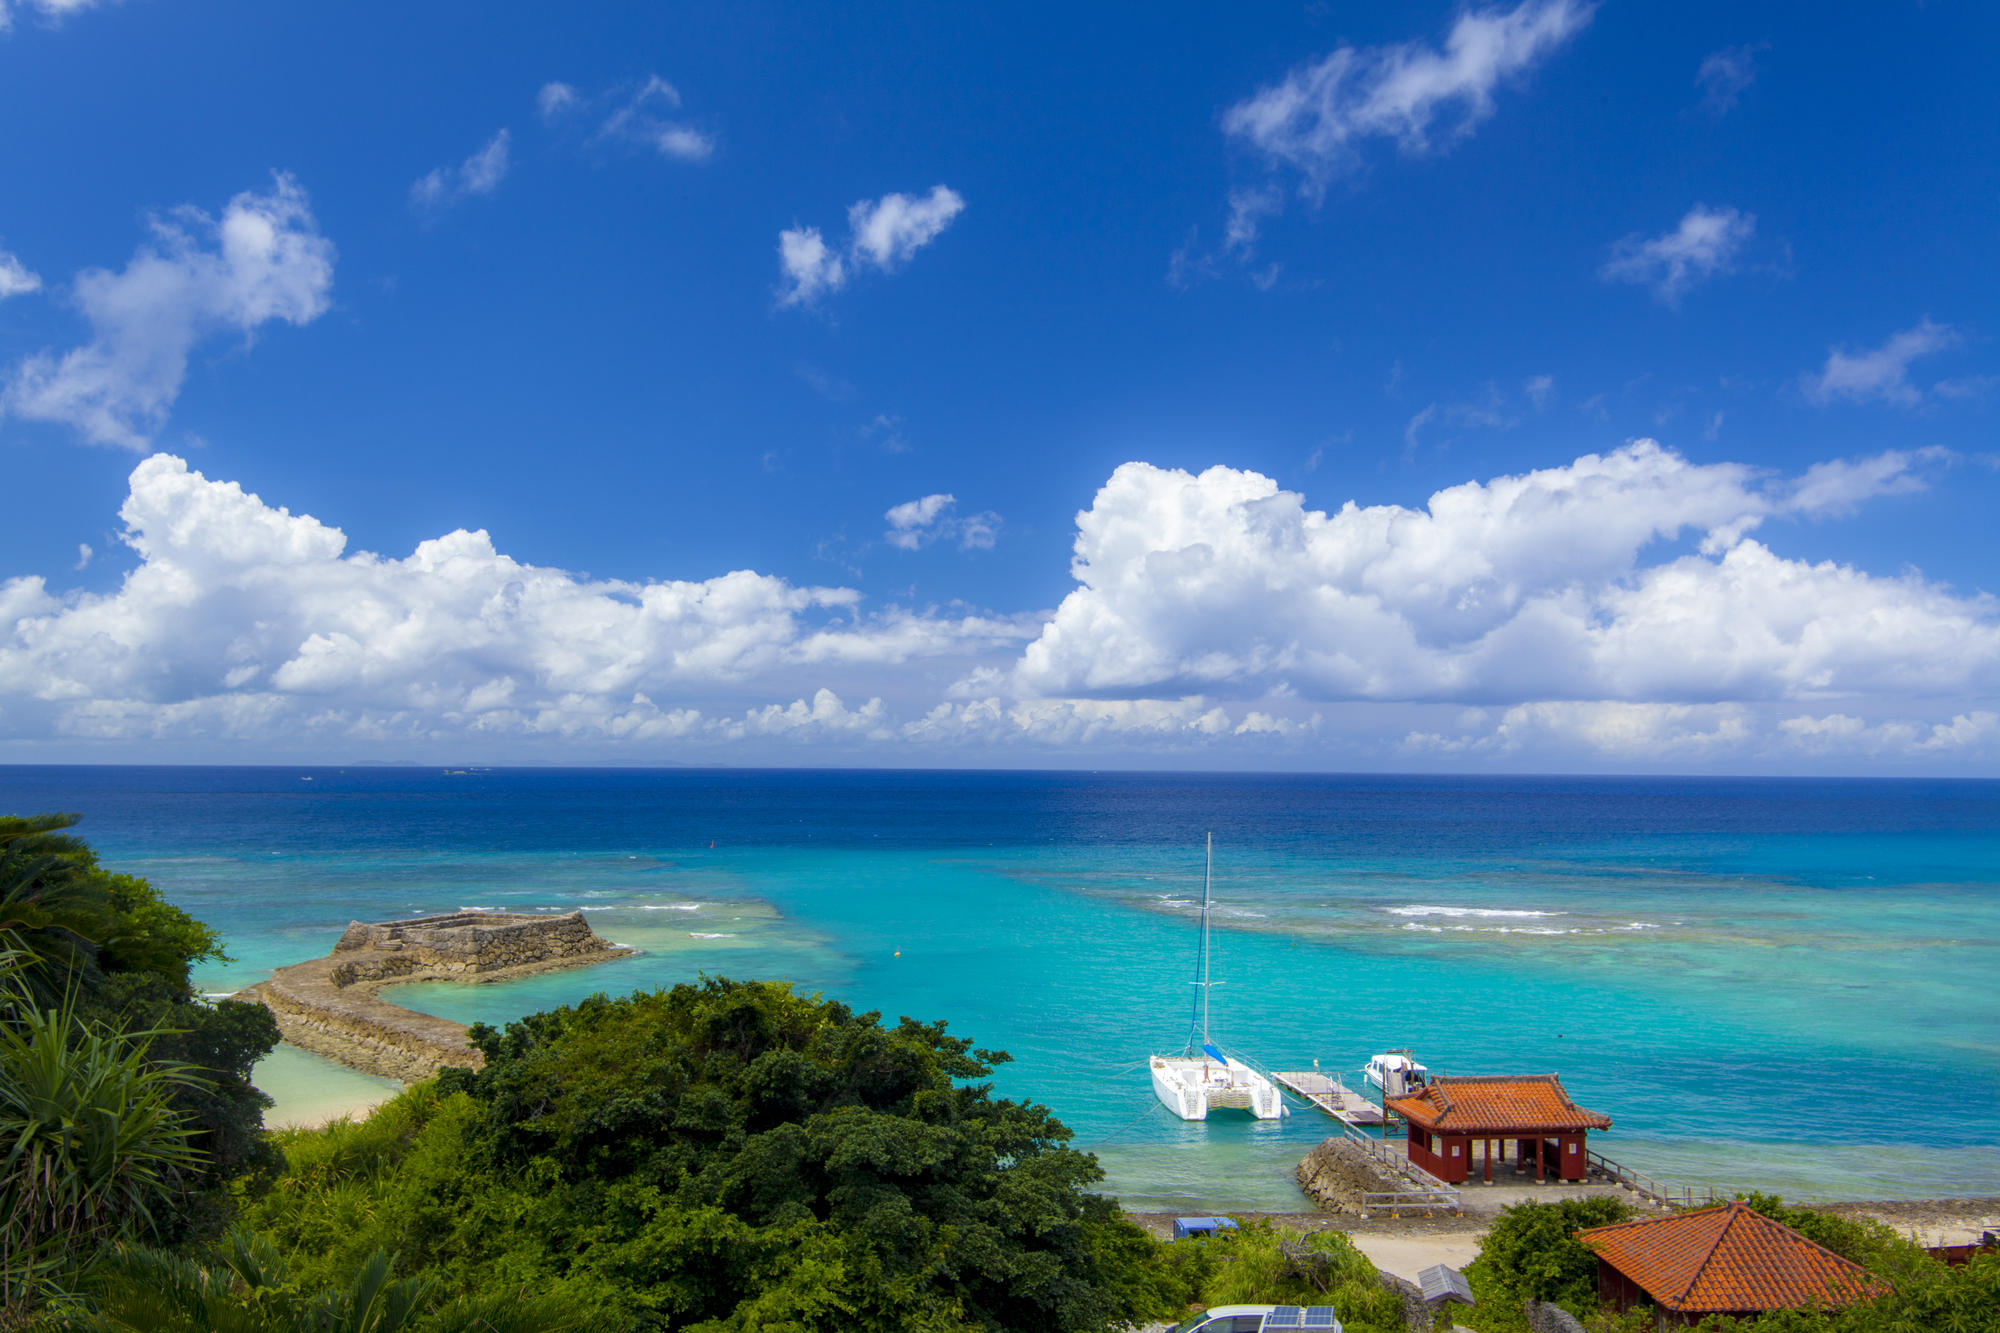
[254,1041,404,1130]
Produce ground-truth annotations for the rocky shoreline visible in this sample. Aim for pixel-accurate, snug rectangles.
[243,910,633,1083]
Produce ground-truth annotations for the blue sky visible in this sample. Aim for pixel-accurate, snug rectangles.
[1,0,1997,770]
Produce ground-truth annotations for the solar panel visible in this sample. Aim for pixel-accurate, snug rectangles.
[1260,1309,1303,1329]
[1302,1309,1340,1329]
[1418,1264,1475,1305]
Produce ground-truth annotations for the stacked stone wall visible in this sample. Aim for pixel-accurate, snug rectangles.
[255,965,484,1082]
[332,911,610,974]
[1297,1136,1409,1215]
[248,909,631,1083]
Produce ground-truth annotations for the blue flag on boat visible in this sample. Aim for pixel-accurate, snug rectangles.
[1201,1043,1228,1065]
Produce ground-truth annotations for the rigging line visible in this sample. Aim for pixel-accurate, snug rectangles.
[1088,1059,1157,1084]
[1082,1096,1167,1149]
[1184,830,1215,1053]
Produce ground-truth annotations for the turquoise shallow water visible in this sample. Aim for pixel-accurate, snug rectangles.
[3,766,1996,1210]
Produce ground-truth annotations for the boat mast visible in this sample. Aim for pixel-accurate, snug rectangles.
[1187,832,1222,1054]
[1200,831,1212,1045]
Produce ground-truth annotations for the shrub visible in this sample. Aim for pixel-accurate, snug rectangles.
[1,813,274,1224]
[0,981,206,1315]
[1178,1220,1403,1332]
[1464,1195,1633,1329]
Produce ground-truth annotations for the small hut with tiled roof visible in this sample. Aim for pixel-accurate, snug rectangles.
[1578,1202,1892,1325]
[1383,1073,1611,1184]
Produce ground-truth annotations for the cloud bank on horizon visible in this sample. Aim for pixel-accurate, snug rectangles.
[3,446,1994,768]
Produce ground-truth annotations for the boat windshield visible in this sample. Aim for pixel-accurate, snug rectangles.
[1170,1317,1214,1333]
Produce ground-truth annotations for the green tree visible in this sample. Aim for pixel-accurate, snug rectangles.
[243,979,1187,1332]
[94,973,282,1233]
[1464,1195,1633,1329]
[0,837,113,1005]
[0,815,226,996]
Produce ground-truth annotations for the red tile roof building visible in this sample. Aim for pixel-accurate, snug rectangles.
[1383,1074,1612,1184]
[1578,1202,1892,1324]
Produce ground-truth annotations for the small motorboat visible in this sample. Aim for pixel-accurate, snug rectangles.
[1364,1050,1429,1098]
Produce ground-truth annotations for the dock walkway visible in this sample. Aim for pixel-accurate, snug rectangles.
[1272,1070,1386,1126]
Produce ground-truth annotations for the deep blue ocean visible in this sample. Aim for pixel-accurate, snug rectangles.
[4,765,1996,1210]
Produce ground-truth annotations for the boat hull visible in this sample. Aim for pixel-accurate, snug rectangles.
[1151,1055,1288,1121]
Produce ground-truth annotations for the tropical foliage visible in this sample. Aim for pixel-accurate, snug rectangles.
[0,813,278,1319]
[44,1226,584,1333]
[239,979,1188,1331]
[1464,1194,1634,1326]
[0,956,207,1314]
[0,815,277,1215]
[0,814,227,999]
[1163,1220,1404,1332]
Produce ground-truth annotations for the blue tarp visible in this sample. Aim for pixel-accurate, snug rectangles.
[1201,1043,1228,1065]
[1172,1216,1239,1239]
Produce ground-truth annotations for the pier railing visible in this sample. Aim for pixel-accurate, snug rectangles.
[1340,1122,1462,1215]
[1586,1150,1717,1209]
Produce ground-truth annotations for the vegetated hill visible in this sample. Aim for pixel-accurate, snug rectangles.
[240,978,1193,1332]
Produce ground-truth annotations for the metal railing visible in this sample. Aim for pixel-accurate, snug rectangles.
[1340,1122,1462,1214]
[1586,1150,1717,1208]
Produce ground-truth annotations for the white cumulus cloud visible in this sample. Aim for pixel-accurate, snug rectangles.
[989,441,1995,706]
[884,493,1001,552]
[903,696,1243,748]
[5,447,1997,769]
[1776,710,2000,757]
[848,188,967,269]
[1803,319,1961,408]
[1696,44,1763,118]
[410,130,512,214]
[538,76,714,160]
[0,455,1037,749]
[777,227,846,306]
[885,494,956,550]
[1407,700,2000,764]
[3,174,334,449]
[597,75,713,160]
[1599,204,1754,306]
[1222,0,1594,197]
[0,249,40,299]
[537,82,580,121]
[778,186,965,307]
[0,0,104,29]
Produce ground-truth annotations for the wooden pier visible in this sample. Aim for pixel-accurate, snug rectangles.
[1272,1070,1386,1126]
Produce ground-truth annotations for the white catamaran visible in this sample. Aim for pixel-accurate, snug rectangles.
[1149,834,1288,1121]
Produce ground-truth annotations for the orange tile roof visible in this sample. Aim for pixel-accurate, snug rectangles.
[1579,1203,1893,1314]
[1384,1074,1611,1134]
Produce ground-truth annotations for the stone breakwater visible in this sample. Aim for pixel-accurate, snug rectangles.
[1297,1136,1409,1216]
[245,911,633,1083]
